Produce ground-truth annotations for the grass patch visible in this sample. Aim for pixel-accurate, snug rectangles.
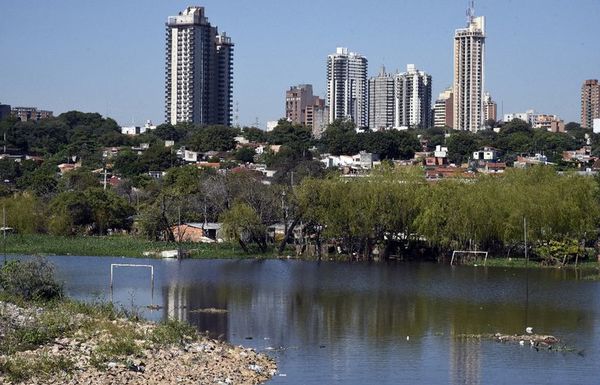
[0,354,75,383]
[151,319,197,346]
[465,257,600,269]
[4,233,274,259]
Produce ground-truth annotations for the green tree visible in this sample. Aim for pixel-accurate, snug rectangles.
[189,126,238,152]
[221,201,267,252]
[235,147,256,163]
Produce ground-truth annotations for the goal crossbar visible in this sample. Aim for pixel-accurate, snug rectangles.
[451,250,488,266]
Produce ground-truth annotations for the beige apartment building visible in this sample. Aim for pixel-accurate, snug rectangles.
[581,79,600,129]
[453,6,485,132]
[433,88,454,129]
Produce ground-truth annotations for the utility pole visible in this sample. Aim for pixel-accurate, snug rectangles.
[524,217,529,327]
[103,168,108,190]
[3,205,6,265]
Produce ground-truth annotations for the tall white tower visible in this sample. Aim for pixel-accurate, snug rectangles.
[453,1,485,132]
[394,64,432,129]
[327,47,368,129]
[165,7,234,126]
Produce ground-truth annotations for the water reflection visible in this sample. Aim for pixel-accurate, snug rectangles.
[41,256,600,385]
[450,337,481,385]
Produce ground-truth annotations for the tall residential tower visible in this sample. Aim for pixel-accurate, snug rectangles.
[433,88,454,129]
[581,79,600,129]
[368,66,395,130]
[453,2,485,132]
[395,64,432,129]
[165,7,234,126]
[327,47,368,129]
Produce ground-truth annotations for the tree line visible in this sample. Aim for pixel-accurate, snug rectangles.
[293,166,598,264]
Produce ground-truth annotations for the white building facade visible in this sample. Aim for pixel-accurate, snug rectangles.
[327,47,368,129]
[394,64,432,129]
[165,7,233,126]
[368,67,395,130]
[453,6,486,132]
[433,88,454,128]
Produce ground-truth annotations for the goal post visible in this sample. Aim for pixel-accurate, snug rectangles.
[451,250,488,266]
[110,263,155,304]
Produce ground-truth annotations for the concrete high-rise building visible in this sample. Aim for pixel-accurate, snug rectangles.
[433,88,454,128]
[581,79,600,129]
[0,104,10,121]
[286,84,317,125]
[453,3,485,132]
[327,47,368,129]
[395,64,432,129]
[307,104,329,139]
[165,7,234,126]
[368,66,395,130]
[304,97,325,129]
[483,92,497,123]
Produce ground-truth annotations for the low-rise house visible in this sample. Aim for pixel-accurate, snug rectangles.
[425,166,472,180]
[514,154,553,168]
[0,153,24,162]
[195,162,220,170]
[255,144,283,155]
[170,223,223,243]
[58,162,81,174]
[234,136,249,145]
[102,147,121,159]
[148,171,165,179]
[320,152,379,170]
[121,120,157,136]
[562,146,593,163]
[472,147,499,162]
[184,150,199,162]
[434,145,448,158]
[479,161,506,174]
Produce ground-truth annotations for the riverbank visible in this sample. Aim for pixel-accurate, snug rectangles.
[464,257,599,270]
[0,299,276,384]
[4,234,600,271]
[3,234,274,259]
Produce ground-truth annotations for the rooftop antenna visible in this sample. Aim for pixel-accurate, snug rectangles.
[467,0,475,23]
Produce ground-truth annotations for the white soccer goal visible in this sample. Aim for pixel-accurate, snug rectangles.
[110,263,155,304]
[450,250,488,266]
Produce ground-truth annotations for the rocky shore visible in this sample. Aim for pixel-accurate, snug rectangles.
[0,301,276,384]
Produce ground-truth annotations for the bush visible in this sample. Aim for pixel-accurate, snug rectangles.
[0,258,63,301]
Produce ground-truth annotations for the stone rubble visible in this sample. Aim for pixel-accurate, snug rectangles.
[0,301,277,385]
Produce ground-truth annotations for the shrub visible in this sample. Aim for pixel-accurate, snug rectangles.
[0,258,63,301]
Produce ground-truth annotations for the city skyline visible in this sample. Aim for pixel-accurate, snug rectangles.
[1,0,599,127]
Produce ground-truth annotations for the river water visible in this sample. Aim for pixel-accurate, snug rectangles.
[36,256,600,384]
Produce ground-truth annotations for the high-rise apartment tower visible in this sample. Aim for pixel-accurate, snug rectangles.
[483,92,497,123]
[395,64,432,129]
[453,2,485,132]
[286,84,317,125]
[327,47,368,129]
[165,7,234,126]
[368,67,395,130]
[433,88,454,129]
[581,79,600,129]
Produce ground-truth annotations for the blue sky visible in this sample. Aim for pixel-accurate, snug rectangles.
[1,0,599,127]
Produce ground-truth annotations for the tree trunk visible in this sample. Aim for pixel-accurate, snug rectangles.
[238,238,249,253]
[278,216,301,254]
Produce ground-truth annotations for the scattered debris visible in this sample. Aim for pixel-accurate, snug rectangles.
[189,307,229,314]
